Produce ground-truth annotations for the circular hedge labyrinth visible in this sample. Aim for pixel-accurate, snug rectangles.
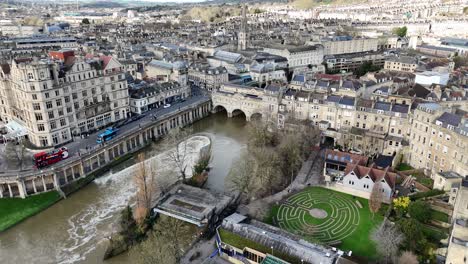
[274,190,360,244]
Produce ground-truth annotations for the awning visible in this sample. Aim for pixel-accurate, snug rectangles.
[3,120,28,139]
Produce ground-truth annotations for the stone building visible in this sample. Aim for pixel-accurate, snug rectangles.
[188,64,228,92]
[446,177,468,264]
[263,44,324,68]
[384,56,418,73]
[318,36,379,55]
[408,103,467,178]
[129,81,190,115]
[0,51,130,147]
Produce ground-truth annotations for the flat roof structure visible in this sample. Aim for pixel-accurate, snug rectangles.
[155,184,233,227]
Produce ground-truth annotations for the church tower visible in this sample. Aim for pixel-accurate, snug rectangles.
[238,5,248,51]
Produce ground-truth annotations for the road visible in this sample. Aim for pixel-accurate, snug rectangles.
[66,94,210,155]
[0,93,210,174]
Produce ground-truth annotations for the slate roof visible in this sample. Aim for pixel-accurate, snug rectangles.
[391,104,409,113]
[327,95,341,103]
[436,112,462,127]
[292,74,305,83]
[339,96,355,106]
[374,102,391,111]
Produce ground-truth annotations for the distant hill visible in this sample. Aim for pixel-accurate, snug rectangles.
[82,1,125,8]
[293,0,368,9]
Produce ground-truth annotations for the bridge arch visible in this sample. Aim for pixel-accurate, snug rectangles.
[213,105,228,114]
[231,109,247,120]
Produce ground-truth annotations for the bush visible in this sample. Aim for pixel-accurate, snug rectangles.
[408,201,431,223]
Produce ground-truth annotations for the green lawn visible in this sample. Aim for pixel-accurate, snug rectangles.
[267,187,384,260]
[0,191,61,232]
[431,209,449,223]
[396,163,413,171]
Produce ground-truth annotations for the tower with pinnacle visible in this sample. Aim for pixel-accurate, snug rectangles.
[238,5,248,51]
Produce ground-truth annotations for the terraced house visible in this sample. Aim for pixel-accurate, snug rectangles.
[0,50,130,147]
[408,103,468,179]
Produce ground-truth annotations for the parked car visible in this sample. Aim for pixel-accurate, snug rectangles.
[163,104,171,109]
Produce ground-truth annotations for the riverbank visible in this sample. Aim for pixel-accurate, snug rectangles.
[0,113,247,264]
[0,191,61,232]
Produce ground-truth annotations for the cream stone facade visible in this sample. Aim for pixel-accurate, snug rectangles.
[0,53,130,147]
[384,56,418,73]
[408,103,467,178]
[320,37,379,55]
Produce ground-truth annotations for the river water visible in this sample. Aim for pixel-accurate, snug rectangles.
[0,113,247,264]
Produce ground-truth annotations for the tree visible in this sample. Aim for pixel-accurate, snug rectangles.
[119,205,139,242]
[226,152,256,203]
[398,218,423,251]
[154,215,193,263]
[81,18,90,24]
[393,196,410,217]
[371,220,405,263]
[398,251,418,264]
[163,128,192,182]
[5,141,26,170]
[133,153,157,226]
[392,26,408,37]
[369,182,383,219]
[136,231,175,264]
[408,200,431,223]
[453,56,468,69]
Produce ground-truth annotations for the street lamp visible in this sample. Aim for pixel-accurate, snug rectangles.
[270,246,273,256]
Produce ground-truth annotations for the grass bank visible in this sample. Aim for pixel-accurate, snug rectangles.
[0,191,61,232]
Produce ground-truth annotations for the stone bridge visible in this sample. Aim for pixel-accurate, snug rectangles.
[211,88,273,122]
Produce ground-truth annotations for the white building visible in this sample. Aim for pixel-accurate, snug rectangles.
[415,71,450,86]
[263,45,324,68]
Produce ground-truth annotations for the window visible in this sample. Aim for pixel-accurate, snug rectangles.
[58,109,64,116]
[32,94,37,100]
[56,99,62,107]
[46,101,53,109]
[48,111,54,119]
[28,73,33,80]
[30,85,36,91]
[64,96,70,103]
[55,90,60,96]
[37,124,45,131]
[35,113,43,121]
[33,103,41,110]
[50,121,56,130]
[45,92,50,99]
[60,118,66,126]
[40,72,45,79]
[82,91,87,97]
[43,83,47,90]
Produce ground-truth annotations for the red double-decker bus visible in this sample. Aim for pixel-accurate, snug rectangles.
[33,147,69,168]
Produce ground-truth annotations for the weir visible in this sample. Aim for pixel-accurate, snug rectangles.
[0,98,212,198]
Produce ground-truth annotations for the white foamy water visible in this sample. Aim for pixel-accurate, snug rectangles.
[56,136,211,264]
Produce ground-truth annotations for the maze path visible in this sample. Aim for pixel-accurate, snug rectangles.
[275,190,361,244]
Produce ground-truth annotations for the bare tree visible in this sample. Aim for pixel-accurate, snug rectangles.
[397,251,418,264]
[133,153,157,225]
[136,231,175,264]
[371,220,405,264]
[154,215,194,263]
[5,141,26,170]
[163,128,192,182]
[226,152,256,203]
[369,181,383,219]
[254,147,281,195]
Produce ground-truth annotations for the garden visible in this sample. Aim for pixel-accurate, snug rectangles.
[265,187,385,260]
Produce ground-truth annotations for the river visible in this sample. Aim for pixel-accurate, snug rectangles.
[0,112,247,264]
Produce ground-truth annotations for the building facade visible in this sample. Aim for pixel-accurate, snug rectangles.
[0,51,130,147]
